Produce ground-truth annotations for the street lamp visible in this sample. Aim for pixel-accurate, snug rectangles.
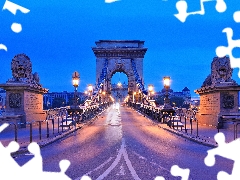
[163,76,170,88]
[163,76,171,108]
[88,84,93,100]
[102,91,106,103]
[117,81,122,87]
[161,76,175,122]
[133,92,136,103]
[148,84,154,100]
[72,71,80,119]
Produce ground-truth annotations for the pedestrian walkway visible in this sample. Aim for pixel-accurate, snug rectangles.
[134,108,240,148]
[1,107,240,155]
[0,115,102,155]
[157,119,240,147]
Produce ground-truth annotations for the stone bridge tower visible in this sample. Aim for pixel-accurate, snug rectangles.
[92,40,147,98]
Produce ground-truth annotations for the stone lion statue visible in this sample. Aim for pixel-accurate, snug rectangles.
[11,53,32,82]
[9,54,41,86]
[202,56,237,87]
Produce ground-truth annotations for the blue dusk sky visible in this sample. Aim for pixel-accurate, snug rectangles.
[1,0,240,98]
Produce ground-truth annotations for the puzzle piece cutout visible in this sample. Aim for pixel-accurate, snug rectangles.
[0,44,7,51]
[0,140,21,179]
[1,0,30,51]
[0,123,9,132]
[80,176,92,180]
[215,27,240,77]
[154,165,190,180]
[0,123,77,179]
[154,176,165,180]
[171,165,190,180]
[204,132,240,179]
[105,0,120,3]
[2,0,30,33]
[175,0,227,22]
[233,11,240,23]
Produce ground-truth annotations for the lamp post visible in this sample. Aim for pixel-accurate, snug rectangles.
[72,71,80,119]
[163,76,171,109]
[102,91,106,102]
[133,92,136,103]
[88,84,93,101]
[161,76,175,123]
[138,89,142,103]
[148,84,154,100]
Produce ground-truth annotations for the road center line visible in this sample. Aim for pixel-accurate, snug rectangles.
[96,138,141,180]
[85,157,114,176]
[96,142,124,180]
[121,139,141,180]
[132,151,170,173]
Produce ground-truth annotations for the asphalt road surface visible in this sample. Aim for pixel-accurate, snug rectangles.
[15,105,233,180]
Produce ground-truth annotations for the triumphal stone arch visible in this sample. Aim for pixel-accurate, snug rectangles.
[92,40,148,99]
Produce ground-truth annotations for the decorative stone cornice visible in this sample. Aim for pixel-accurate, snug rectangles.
[0,82,48,94]
[92,48,148,58]
[195,84,240,94]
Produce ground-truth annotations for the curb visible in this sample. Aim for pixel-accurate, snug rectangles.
[158,125,217,148]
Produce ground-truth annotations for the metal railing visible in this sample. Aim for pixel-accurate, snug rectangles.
[0,102,111,145]
[129,102,198,134]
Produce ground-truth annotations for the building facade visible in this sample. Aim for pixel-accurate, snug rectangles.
[43,91,87,108]
[0,89,6,109]
[111,82,128,102]
[155,87,191,101]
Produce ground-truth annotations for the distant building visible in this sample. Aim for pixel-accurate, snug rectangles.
[174,87,191,100]
[43,91,87,108]
[0,89,6,109]
[155,87,191,101]
[111,82,128,102]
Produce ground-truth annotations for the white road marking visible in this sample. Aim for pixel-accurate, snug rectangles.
[84,157,114,176]
[75,107,141,180]
[116,164,125,176]
[96,138,141,180]
[132,151,147,160]
[133,151,170,173]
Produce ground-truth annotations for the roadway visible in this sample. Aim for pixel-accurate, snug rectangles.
[14,105,233,180]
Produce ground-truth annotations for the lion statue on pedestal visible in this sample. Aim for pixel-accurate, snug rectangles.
[11,54,32,82]
[9,54,41,86]
[202,56,237,87]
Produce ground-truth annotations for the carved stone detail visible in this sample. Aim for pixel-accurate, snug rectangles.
[92,49,147,58]
[8,53,42,88]
[222,93,234,109]
[11,54,32,82]
[202,56,237,87]
[9,93,21,108]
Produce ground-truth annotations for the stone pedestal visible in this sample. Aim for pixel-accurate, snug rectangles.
[0,53,48,127]
[0,82,48,125]
[195,56,240,127]
[195,84,240,127]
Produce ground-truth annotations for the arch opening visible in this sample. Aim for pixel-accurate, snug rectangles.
[111,72,128,103]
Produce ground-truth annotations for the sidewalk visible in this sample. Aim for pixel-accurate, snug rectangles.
[157,120,240,148]
[0,113,102,155]
[135,109,240,148]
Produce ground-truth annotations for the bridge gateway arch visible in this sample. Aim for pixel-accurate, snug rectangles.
[92,40,148,102]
